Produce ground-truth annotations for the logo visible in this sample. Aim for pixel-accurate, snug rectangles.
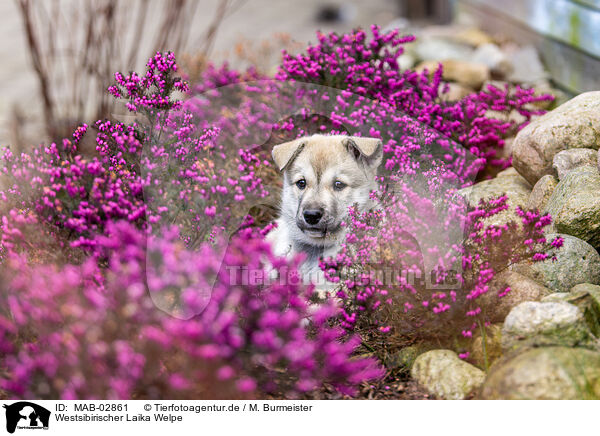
[2,402,50,434]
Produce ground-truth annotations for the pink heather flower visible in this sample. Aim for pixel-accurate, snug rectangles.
[433,303,451,314]
[169,374,191,390]
[236,378,257,393]
[217,366,235,381]
[204,206,217,217]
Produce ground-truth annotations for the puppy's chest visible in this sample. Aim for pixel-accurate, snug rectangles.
[267,223,341,277]
[295,240,341,277]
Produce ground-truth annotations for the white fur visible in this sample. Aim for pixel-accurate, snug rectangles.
[266,134,381,295]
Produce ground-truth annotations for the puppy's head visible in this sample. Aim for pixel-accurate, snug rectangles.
[272,134,382,247]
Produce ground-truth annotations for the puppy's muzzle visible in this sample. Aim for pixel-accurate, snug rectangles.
[303,208,323,226]
[299,208,327,237]
[297,208,341,239]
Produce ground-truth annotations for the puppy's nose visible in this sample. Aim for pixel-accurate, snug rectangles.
[303,209,323,225]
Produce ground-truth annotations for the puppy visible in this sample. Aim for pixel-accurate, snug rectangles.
[266,134,382,291]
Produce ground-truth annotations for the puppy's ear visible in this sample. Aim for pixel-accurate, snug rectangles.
[343,136,383,169]
[272,138,306,171]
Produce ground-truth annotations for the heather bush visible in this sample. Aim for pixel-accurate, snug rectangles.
[0,52,384,399]
[276,26,553,177]
[322,190,563,359]
[0,221,382,399]
[1,54,272,254]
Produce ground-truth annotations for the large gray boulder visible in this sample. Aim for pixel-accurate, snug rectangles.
[471,43,513,77]
[571,283,600,300]
[440,82,474,102]
[411,350,485,400]
[543,283,600,337]
[414,36,473,62]
[543,166,600,249]
[506,45,549,84]
[458,171,530,227]
[513,233,600,292]
[480,271,553,323]
[480,347,600,399]
[552,148,598,180]
[416,59,490,89]
[512,91,600,185]
[469,324,503,370]
[502,301,597,350]
[526,174,557,212]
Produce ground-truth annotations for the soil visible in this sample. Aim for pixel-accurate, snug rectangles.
[305,373,435,400]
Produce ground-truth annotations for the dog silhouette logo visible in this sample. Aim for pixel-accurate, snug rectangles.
[2,402,50,433]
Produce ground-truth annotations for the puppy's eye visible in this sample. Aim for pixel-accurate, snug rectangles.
[333,181,347,191]
[295,179,306,190]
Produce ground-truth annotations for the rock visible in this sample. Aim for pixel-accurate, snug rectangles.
[542,289,599,325]
[395,35,417,70]
[495,166,519,178]
[498,137,514,162]
[526,174,557,212]
[508,109,527,126]
[505,45,549,84]
[484,109,509,123]
[416,59,490,89]
[415,60,440,74]
[442,59,490,90]
[481,271,553,323]
[385,344,428,373]
[502,301,597,350]
[463,170,532,203]
[530,80,569,110]
[480,347,600,399]
[474,140,514,179]
[414,37,473,63]
[472,43,513,77]
[569,283,600,332]
[543,166,600,249]
[440,82,474,101]
[573,283,600,294]
[454,28,494,47]
[482,79,510,90]
[411,350,485,400]
[470,324,503,370]
[598,149,600,172]
[398,52,416,71]
[458,171,531,227]
[512,91,600,185]
[513,233,600,292]
[382,17,411,34]
[485,109,527,127]
[552,148,598,180]
[543,283,600,337]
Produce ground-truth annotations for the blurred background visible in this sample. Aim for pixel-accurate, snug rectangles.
[1,0,598,150]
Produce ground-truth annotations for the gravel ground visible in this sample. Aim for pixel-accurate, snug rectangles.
[303,374,435,400]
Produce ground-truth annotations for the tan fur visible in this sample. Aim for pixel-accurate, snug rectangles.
[267,134,382,291]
